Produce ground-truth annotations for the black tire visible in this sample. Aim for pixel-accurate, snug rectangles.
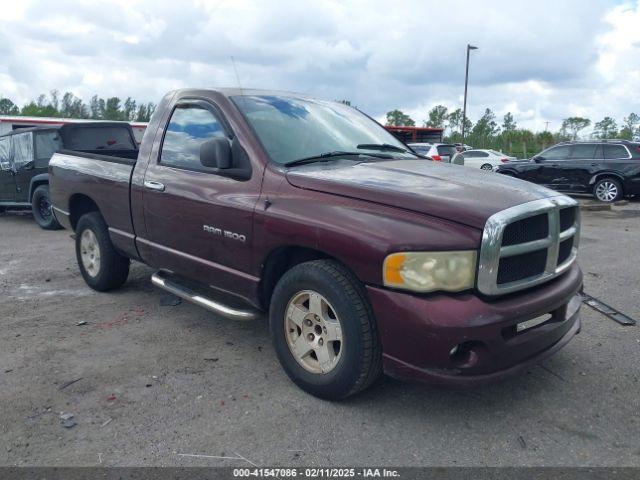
[31,185,62,230]
[75,212,129,291]
[269,259,382,400]
[480,163,493,171]
[593,177,623,203]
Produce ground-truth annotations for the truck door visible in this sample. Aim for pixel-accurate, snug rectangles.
[532,144,572,188]
[0,136,15,202]
[10,132,36,203]
[560,143,599,191]
[138,99,260,296]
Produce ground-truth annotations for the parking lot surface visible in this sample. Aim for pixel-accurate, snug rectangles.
[1,201,639,467]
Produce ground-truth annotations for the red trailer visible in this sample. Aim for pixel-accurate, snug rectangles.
[384,126,443,144]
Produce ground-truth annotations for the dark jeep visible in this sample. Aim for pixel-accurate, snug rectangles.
[0,122,138,229]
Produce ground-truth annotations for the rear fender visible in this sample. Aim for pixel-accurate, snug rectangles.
[588,171,625,186]
[28,174,49,201]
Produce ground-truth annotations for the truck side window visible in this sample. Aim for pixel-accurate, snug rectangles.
[12,132,33,169]
[160,105,226,170]
[35,131,63,167]
[0,137,11,170]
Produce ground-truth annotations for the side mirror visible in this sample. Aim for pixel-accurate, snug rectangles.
[200,137,232,169]
[533,156,544,163]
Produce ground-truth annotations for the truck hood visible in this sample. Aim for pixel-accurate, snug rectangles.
[285,159,560,229]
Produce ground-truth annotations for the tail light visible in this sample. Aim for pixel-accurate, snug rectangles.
[501,158,509,163]
[431,155,442,161]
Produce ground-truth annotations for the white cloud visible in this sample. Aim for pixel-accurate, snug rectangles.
[0,0,637,131]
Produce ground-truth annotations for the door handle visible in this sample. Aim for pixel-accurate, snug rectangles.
[144,180,165,192]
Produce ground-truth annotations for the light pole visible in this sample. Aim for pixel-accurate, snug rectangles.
[461,44,478,145]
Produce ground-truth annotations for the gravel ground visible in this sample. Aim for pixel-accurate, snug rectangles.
[0,200,639,467]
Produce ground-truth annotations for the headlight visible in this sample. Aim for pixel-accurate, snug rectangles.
[383,251,477,293]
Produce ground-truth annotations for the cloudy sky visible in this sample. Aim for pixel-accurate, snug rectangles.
[0,0,639,131]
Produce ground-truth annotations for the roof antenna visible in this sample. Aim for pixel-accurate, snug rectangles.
[230,56,244,96]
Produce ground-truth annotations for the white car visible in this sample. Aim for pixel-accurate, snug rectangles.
[459,149,517,170]
[408,143,459,162]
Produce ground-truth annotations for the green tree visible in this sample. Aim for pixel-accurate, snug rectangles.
[501,112,517,152]
[89,95,102,119]
[135,103,156,122]
[103,97,124,120]
[517,129,535,158]
[502,112,517,132]
[619,113,639,140]
[447,108,462,135]
[123,97,137,121]
[593,116,618,139]
[60,92,88,118]
[424,105,448,128]
[470,109,499,148]
[0,97,19,115]
[20,94,58,117]
[560,117,591,140]
[385,109,415,126]
[535,131,554,150]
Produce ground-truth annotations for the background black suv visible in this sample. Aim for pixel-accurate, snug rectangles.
[0,122,138,229]
[497,140,640,202]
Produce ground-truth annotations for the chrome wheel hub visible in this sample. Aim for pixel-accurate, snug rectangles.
[596,181,618,202]
[284,290,343,374]
[80,229,101,277]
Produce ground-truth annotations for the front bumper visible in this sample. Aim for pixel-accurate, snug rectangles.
[368,263,583,387]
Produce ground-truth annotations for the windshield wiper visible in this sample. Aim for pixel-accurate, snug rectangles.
[357,143,407,153]
[284,151,391,167]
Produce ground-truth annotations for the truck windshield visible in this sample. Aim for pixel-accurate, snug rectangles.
[232,95,415,165]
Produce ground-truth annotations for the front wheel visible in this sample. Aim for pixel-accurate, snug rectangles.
[593,178,622,202]
[269,260,382,400]
[480,163,493,171]
[31,185,62,230]
[75,212,130,291]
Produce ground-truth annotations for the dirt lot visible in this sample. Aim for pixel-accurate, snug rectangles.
[1,201,639,467]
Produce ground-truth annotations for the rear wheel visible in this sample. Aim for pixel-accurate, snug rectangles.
[269,260,382,400]
[593,178,622,202]
[31,185,62,230]
[75,212,129,291]
[480,163,493,171]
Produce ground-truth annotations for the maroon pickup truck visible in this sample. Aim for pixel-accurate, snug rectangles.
[49,89,583,400]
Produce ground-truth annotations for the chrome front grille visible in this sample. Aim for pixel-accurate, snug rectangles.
[477,196,580,296]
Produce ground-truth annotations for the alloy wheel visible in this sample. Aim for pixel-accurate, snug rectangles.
[284,290,343,374]
[595,181,618,202]
[80,229,101,277]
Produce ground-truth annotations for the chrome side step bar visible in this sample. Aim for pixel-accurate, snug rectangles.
[151,271,258,321]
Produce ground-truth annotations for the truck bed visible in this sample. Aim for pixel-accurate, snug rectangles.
[49,150,138,259]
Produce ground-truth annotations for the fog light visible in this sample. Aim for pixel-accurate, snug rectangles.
[449,341,484,368]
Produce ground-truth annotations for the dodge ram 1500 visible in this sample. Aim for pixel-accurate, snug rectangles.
[49,89,583,399]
